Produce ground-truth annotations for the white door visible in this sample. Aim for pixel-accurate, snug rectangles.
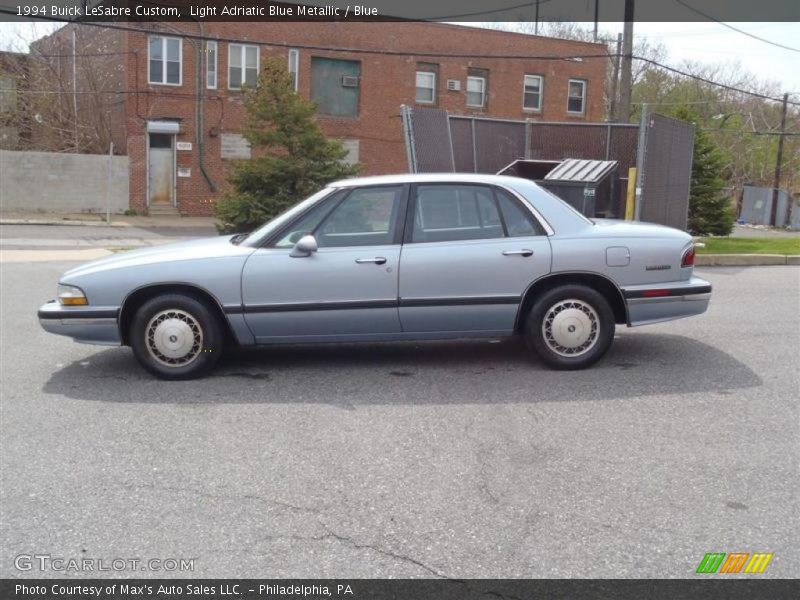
[148,133,174,207]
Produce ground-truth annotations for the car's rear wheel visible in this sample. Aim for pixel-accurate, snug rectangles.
[130,294,223,380]
[525,284,614,370]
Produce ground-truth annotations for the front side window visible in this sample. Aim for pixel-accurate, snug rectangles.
[466,76,486,108]
[523,74,543,111]
[316,186,402,247]
[275,186,402,248]
[206,41,217,89]
[415,71,436,104]
[412,185,503,243]
[229,44,259,89]
[567,79,586,114]
[149,36,181,85]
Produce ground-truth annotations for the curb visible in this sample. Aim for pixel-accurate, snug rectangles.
[697,254,800,266]
[0,218,131,228]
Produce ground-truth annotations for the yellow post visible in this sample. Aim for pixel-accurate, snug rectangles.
[625,167,637,220]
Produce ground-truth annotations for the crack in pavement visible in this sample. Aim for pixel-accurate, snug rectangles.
[116,481,452,578]
[115,481,321,516]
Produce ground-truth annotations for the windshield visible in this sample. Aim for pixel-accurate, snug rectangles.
[241,188,336,247]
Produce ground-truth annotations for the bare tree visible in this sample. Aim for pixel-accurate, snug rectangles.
[0,23,125,154]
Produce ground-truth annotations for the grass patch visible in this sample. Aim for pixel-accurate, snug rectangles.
[697,237,800,255]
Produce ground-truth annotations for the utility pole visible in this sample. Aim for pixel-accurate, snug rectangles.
[71,28,78,151]
[610,33,622,122]
[618,0,635,123]
[770,92,789,226]
[593,0,600,42]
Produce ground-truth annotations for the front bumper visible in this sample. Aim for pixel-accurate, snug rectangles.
[622,276,712,326]
[38,301,122,346]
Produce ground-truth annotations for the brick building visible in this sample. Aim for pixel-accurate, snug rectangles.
[32,21,606,216]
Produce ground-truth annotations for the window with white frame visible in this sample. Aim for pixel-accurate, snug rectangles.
[288,49,299,91]
[415,71,436,104]
[205,41,217,89]
[567,79,586,114]
[466,76,486,108]
[149,36,181,85]
[523,74,543,111]
[229,44,259,89]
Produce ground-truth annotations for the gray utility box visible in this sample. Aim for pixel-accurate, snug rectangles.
[538,159,620,218]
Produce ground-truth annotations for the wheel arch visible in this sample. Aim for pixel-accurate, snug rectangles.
[514,271,628,330]
[118,283,236,346]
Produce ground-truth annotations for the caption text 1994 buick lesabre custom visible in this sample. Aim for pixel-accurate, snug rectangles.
[39,174,711,379]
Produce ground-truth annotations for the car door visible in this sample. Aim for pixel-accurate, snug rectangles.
[241,185,406,343]
[399,183,552,333]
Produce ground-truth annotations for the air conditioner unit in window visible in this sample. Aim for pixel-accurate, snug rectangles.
[341,75,359,87]
[447,79,461,91]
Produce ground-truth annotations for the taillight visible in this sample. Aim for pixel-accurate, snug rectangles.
[681,246,696,268]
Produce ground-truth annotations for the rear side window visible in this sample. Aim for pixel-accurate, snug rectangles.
[496,189,543,237]
[412,185,503,243]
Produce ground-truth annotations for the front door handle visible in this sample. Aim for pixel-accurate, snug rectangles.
[355,257,388,265]
[502,249,533,257]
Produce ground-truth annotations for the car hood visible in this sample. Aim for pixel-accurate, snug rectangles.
[62,235,255,279]
[589,218,691,241]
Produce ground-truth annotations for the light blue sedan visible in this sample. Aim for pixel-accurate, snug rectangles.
[38,174,711,379]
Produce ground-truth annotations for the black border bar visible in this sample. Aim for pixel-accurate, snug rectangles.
[2,578,799,600]
[1,0,798,23]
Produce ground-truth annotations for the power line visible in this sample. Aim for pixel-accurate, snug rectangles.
[633,57,800,107]
[429,0,554,21]
[674,0,800,54]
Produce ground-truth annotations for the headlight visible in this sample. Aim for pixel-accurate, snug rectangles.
[57,284,88,306]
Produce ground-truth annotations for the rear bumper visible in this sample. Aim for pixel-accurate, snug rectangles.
[622,276,712,326]
[38,301,121,346]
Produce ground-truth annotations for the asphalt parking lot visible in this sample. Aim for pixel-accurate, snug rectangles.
[1,261,798,578]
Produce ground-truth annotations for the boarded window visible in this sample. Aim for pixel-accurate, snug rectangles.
[310,57,360,117]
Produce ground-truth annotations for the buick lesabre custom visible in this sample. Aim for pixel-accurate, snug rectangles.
[39,174,711,379]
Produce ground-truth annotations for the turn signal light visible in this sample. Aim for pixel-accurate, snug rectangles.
[57,284,88,306]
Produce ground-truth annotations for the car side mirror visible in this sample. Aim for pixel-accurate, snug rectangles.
[290,234,318,257]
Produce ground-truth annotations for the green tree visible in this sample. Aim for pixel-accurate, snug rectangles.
[673,106,735,236]
[215,57,359,233]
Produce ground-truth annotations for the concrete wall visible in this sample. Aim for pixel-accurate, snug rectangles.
[0,150,129,213]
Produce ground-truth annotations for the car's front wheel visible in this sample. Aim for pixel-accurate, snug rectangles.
[130,294,223,380]
[525,284,615,370]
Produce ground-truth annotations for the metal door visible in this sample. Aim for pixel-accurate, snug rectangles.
[148,133,174,206]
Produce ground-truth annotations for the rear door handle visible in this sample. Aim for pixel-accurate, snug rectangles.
[502,249,533,257]
[355,257,387,265]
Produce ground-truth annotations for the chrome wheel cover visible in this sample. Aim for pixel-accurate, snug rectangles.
[145,309,203,367]
[542,299,599,357]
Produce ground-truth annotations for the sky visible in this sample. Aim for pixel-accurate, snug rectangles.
[0,20,798,96]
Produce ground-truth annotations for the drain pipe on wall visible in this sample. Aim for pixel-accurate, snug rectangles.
[191,21,216,193]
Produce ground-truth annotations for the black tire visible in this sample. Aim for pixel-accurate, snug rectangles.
[130,294,223,380]
[524,284,615,370]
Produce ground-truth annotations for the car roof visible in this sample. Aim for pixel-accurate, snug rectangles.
[329,173,529,188]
